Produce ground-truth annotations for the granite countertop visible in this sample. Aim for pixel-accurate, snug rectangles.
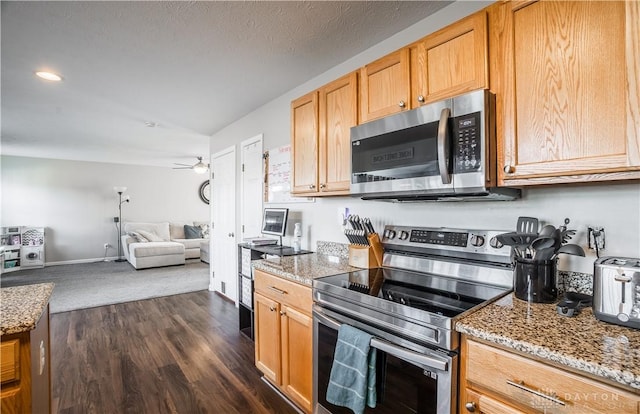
[252,253,359,286]
[1,283,54,336]
[456,293,640,392]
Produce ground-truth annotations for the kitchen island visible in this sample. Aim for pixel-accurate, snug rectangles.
[456,293,640,413]
[1,283,54,413]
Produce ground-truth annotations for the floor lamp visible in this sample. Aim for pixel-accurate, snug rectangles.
[114,186,130,262]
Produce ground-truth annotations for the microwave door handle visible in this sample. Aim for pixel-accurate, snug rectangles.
[437,107,452,184]
[313,308,448,372]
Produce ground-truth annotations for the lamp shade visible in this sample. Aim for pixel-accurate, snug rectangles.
[114,186,127,193]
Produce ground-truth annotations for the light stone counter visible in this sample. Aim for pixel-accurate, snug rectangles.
[456,293,640,392]
[1,283,54,336]
[252,253,359,286]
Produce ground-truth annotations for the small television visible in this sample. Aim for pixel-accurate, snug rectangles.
[261,208,289,240]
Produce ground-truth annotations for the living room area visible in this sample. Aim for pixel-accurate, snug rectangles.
[0,155,213,312]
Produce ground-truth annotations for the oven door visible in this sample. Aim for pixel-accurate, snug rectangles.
[313,306,456,414]
[350,98,454,198]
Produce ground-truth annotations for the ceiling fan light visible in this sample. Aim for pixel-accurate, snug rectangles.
[193,162,208,174]
[35,71,63,81]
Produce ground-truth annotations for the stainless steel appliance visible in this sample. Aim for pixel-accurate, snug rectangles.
[312,226,514,414]
[350,89,520,201]
[593,256,640,329]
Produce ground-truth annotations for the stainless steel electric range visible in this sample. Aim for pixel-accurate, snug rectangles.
[312,225,514,414]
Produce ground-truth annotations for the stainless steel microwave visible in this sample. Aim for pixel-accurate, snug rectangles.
[350,89,520,201]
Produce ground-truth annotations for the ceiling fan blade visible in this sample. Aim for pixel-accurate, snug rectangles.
[173,163,193,167]
[172,166,192,170]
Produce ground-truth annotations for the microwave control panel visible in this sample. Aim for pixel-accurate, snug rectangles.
[453,111,482,173]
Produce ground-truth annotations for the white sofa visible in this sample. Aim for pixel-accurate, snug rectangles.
[122,221,209,269]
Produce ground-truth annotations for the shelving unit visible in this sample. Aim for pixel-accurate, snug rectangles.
[237,243,312,340]
[1,227,22,273]
[1,226,45,273]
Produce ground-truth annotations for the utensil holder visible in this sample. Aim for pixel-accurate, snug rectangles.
[514,257,557,303]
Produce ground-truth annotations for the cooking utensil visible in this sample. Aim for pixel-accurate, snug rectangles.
[496,232,537,257]
[535,246,556,261]
[516,216,539,234]
[530,236,555,260]
[560,229,577,244]
[538,224,556,237]
[555,244,585,257]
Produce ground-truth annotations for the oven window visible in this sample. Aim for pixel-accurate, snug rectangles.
[317,323,438,414]
[351,120,442,183]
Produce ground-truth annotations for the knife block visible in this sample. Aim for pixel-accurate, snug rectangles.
[348,245,378,269]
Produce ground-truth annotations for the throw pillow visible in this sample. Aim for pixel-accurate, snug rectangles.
[198,223,210,238]
[137,229,163,242]
[184,224,202,239]
[128,231,148,243]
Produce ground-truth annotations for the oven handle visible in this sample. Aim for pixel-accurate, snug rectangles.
[437,107,452,185]
[314,309,449,372]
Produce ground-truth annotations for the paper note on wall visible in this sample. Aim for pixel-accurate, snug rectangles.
[266,145,314,203]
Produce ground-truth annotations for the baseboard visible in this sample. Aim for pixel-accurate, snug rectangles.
[46,256,120,266]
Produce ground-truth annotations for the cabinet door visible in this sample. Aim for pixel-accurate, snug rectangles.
[421,11,488,104]
[291,91,319,194]
[359,48,410,122]
[254,293,281,384]
[318,72,358,194]
[280,305,313,413]
[499,1,640,184]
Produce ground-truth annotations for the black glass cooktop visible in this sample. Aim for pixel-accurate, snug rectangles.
[315,267,507,318]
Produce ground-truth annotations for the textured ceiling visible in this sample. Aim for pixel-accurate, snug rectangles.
[1,1,450,167]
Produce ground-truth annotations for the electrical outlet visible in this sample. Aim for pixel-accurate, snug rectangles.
[104,243,111,249]
[113,217,119,223]
[588,226,605,250]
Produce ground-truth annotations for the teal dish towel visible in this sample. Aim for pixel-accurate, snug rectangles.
[326,324,377,414]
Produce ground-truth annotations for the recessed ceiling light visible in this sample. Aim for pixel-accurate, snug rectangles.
[35,71,63,81]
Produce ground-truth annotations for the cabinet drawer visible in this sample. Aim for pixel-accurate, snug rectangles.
[0,339,20,384]
[254,270,312,313]
[466,340,640,414]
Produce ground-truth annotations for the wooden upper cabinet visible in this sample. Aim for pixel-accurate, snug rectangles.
[318,72,357,194]
[359,48,410,122]
[497,0,640,185]
[291,91,319,194]
[417,10,488,105]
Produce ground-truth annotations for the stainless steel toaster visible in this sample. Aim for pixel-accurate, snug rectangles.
[593,256,640,329]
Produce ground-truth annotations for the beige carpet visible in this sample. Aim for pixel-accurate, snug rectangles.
[0,260,210,313]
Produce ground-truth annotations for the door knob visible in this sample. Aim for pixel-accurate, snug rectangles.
[398,100,406,108]
[503,165,515,174]
[417,95,425,103]
[465,402,477,412]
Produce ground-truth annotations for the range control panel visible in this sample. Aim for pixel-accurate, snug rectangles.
[382,225,512,262]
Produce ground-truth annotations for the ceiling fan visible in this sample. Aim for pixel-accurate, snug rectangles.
[173,157,209,174]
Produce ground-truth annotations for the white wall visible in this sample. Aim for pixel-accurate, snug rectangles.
[210,1,640,274]
[1,156,210,264]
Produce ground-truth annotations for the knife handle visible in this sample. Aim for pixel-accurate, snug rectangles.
[368,233,384,267]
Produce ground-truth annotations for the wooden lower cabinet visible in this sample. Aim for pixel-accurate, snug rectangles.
[0,304,51,414]
[254,270,312,413]
[460,336,640,414]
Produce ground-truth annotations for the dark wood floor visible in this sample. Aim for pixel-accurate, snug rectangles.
[50,290,298,414]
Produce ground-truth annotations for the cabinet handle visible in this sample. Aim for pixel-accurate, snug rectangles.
[309,184,316,190]
[506,380,565,406]
[417,95,425,103]
[465,402,476,412]
[319,183,326,189]
[269,306,275,312]
[398,100,406,108]
[503,165,515,174]
[268,286,288,295]
[280,311,286,316]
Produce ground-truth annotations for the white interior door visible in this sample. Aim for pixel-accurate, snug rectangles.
[241,134,264,240]
[211,146,237,303]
